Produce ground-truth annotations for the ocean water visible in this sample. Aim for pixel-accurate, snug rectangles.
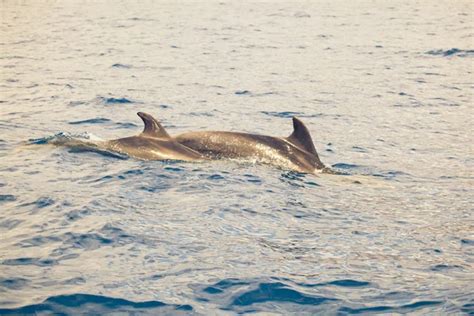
[1,1,473,314]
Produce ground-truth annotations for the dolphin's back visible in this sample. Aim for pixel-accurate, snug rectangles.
[176,131,275,157]
[175,129,324,172]
[105,136,204,161]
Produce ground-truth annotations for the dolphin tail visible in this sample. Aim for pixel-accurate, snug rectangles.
[137,112,171,138]
[286,117,318,155]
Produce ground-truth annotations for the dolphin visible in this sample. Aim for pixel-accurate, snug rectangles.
[101,112,206,161]
[175,117,327,173]
[45,112,327,172]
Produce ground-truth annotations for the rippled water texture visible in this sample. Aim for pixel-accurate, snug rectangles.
[1,1,473,314]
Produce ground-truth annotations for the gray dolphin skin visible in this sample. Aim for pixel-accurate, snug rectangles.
[175,117,326,173]
[103,112,206,161]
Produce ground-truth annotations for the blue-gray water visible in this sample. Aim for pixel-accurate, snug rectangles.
[1,1,473,315]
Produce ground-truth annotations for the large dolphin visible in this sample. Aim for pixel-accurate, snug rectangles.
[175,117,327,173]
[101,112,206,161]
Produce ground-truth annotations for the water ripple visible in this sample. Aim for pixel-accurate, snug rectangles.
[2,257,58,267]
[20,197,55,209]
[0,277,30,290]
[69,118,111,125]
[261,111,325,118]
[234,90,251,95]
[0,194,16,203]
[338,300,442,314]
[426,48,474,57]
[96,96,135,105]
[111,63,132,68]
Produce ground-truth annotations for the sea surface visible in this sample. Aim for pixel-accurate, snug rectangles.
[1,1,473,314]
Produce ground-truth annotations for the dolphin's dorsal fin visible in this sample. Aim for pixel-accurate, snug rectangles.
[137,112,170,138]
[286,117,318,155]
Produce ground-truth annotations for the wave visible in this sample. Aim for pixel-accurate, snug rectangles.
[195,278,443,314]
[0,294,192,315]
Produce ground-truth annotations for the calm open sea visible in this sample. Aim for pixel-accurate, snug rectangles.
[1,1,473,314]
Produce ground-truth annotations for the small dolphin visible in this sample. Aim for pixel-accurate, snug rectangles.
[175,117,327,173]
[102,112,206,161]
